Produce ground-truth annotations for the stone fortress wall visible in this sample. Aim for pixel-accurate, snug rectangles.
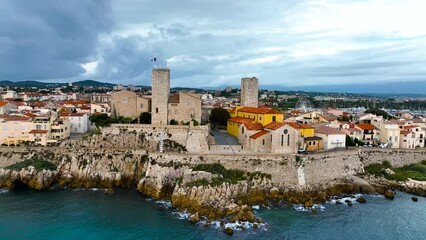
[72,124,211,153]
[1,146,424,188]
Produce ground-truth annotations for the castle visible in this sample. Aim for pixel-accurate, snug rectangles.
[111,68,202,125]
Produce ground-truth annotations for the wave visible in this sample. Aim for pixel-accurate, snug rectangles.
[328,194,363,205]
[0,189,8,194]
[172,210,191,220]
[209,220,267,231]
[293,204,326,212]
[155,200,172,209]
[171,209,268,231]
[72,188,105,192]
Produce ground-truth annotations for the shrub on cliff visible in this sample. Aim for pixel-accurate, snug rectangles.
[5,158,57,171]
[192,163,246,183]
[364,162,426,181]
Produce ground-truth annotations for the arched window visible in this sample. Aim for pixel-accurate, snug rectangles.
[242,126,245,134]
[156,108,158,113]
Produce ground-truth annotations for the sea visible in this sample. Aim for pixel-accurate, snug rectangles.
[0,188,425,240]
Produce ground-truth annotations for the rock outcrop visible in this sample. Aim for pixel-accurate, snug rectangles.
[0,167,57,190]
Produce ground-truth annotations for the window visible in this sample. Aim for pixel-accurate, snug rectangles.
[281,135,284,146]
[242,127,244,134]
[122,97,128,103]
[262,139,265,145]
[389,136,392,141]
[283,129,288,134]
[156,108,158,113]
[140,103,144,109]
[272,116,276,122]
[309,142,312,146]
[287,134,290,146]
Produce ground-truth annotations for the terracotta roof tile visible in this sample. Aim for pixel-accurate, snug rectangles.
[60,113,86,117]
[244,122,264,130]
[250,130,269,139]
[403,125,419,129]
[228,117,253,124]
[29,130,49,134]
[238,106,282,114]
[63,100,89,105]
[264,122,285,130]
[0,115,31,121]
[315,126,345,135]
[0,101,8,107]
[356,123,376,130]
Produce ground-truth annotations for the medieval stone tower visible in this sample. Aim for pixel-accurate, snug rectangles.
[151,68,170,125]
[240,77,259,107]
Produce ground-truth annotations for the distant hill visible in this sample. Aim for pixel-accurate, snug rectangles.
[0,80,115,88]
[73,80,114,87]
[0,80,60,88]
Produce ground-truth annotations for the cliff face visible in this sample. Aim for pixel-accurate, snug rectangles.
[1,147,425,222]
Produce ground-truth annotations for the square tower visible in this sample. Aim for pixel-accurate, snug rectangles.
[151,68,170,125]
[240,77,259,107]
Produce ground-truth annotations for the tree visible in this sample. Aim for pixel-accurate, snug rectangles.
[209,107,231,126]
[139,112,151,124]
[346,135,356,147]
[89,113,110,127]
[337,115,351,122]
[365,108,393,120]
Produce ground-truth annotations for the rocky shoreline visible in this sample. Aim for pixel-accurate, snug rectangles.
[0,147,425,234]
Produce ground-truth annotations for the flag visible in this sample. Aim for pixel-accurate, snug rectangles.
[151,57,156,62]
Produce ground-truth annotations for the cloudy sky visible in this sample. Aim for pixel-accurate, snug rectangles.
[1,0,425,89]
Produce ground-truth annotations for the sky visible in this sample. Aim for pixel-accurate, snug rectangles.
[1,0,426,90]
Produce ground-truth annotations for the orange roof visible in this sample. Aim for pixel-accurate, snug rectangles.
[403,125,419,129]
[60,113,86,117]
[29,130,49,134]
[24,113,37,118]
[0,101,8,107]
[264,122,285,130]
[229,107,236,114]
[0,115,31,121]
[63,100,89,105]
[284,122,302,129]
[228,117,253,124]
[400,130,410,135]
[315,126,345,135]
[238,106,281,114]
[250,130,269,139]
[356,123,375,130]
[244,122,264,130]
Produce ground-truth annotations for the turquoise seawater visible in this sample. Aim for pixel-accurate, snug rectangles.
[0,189,425,240]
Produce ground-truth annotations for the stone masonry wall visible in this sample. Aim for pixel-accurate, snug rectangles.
[0,147,425,188]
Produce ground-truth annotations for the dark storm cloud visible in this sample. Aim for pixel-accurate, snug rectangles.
[2,0,426,89]
[0,0,113,80]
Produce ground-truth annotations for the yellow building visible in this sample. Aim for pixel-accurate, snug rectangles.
[227,106,284,137]
[227,117,253,137]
